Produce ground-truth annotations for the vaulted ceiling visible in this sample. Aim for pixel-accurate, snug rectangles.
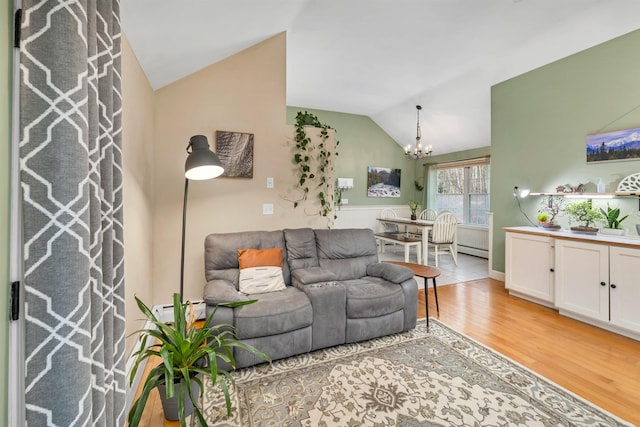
[121,0,640,155]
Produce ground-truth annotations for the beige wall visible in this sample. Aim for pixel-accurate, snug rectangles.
[152,33,330,305]
[121,35,155,354]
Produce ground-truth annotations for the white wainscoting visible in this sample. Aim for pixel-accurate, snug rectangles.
[334,205,412,232]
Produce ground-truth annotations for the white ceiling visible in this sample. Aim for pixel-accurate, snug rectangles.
[121,0,640,155]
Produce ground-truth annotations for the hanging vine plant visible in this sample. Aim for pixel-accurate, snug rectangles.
[291,111,340,226]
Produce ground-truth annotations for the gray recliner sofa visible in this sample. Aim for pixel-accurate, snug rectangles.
[203,228,418,368]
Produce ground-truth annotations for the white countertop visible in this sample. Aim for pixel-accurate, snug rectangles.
[503,226,640,248]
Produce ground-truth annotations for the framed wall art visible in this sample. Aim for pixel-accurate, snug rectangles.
[586,127,640,163]
[215,130,254,178]
[367,166,401,197]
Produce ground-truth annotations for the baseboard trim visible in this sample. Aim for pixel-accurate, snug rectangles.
[489,269,505,282]
[125,305,161,412]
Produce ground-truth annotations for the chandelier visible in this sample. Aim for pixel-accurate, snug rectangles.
[405,105,432,159]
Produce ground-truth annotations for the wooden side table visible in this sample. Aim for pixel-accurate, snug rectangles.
[387,261,441,328]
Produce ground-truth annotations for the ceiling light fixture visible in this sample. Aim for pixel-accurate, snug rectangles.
[405,105,432,159]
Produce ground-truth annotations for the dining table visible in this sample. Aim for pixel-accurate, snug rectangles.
[376,216,457,266]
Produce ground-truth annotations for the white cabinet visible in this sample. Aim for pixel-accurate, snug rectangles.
[555,240,640,336]
[554,240,608,321]
[610,246,640,333]
[505,232,554,304]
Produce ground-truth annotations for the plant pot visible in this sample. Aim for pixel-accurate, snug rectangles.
[599,228,626,236]
[410,214,417,220]
[570,226,598,235]
[157,376,201,421]
[542,223,561,230]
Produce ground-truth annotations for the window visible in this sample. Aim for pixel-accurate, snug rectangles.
[435,159,490,226]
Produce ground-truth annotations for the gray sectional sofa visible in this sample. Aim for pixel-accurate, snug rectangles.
[203,228,418,368]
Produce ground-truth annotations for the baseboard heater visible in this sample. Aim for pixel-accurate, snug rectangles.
[457,225,489,259]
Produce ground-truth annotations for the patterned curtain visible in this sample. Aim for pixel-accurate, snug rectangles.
[19,1,125,425]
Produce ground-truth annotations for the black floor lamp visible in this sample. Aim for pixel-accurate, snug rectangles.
[181,135,224,303]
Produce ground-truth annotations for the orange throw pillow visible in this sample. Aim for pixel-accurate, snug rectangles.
[237,248,286,294]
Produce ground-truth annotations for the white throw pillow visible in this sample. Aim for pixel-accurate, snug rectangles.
[237,248,286,294]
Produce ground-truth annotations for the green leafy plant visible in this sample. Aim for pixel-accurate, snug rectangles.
[564,200,603,228]
[599,203,629,229]
[291,111,340,227]
[127,293,270,427]
[408,200,420,216]
[538,195,565,224]
[536,212,549,223]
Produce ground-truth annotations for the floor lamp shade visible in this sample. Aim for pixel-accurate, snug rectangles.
[181,135,224,303]
[185,135,224,180]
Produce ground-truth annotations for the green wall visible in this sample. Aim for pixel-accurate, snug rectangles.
[0,0,11,424]
[287,107,421,205]
[491,29,640,273]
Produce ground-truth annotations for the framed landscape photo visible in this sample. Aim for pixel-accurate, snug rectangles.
[367,166,401,197]
[216,130,254,178]
[586,127,640,163]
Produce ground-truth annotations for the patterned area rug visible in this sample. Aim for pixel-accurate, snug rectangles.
[199,319,632,426]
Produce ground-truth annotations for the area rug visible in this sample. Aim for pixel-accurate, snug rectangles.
[199,319,632,426]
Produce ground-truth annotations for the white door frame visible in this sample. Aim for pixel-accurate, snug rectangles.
[9,0,25,425]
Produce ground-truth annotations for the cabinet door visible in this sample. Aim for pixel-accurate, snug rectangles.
[505,233,554,302]
[609,246,640,333]
[555,240,608,321]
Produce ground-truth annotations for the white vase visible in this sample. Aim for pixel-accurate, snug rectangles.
[599,228,625,236]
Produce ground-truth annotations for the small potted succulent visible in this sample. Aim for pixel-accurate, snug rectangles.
[408,200,420,220]
[599,204,629,236]
[536,212,549,226]
[565,200,603,235]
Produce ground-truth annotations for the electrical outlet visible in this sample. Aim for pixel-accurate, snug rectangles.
[262,203,274,215]
[342,198,348,205]
[266,177,274,188]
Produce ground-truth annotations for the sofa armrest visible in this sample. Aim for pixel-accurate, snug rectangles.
[204,279,250,305]
[366,262,414,284]
[291,267,338,286]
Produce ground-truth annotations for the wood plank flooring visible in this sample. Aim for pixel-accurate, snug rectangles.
[134,278,640,426]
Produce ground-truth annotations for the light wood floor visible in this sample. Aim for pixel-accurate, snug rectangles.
[134,278,640,426]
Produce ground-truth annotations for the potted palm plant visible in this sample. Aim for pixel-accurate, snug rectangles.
[599,204,629,236]
[127,293,270,427]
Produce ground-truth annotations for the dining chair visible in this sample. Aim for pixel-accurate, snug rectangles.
[379,208,399,253]
[412,208,437,237]
[419,208,437,221]
[427,212,458,267]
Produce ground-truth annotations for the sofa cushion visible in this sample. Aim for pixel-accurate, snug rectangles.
[314,229,379,280]
[204,230,289,287]
[367,262,414,283]
[238,248,286,294]
[291,267,338,286]
[342,277,405,318]
[234,287,313,339]
[284,228,319,270]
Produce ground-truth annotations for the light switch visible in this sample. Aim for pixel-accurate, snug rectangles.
[266,177,274,188]
[262,204,274,215]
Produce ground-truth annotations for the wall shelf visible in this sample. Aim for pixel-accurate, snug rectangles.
[528,192,640,209]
